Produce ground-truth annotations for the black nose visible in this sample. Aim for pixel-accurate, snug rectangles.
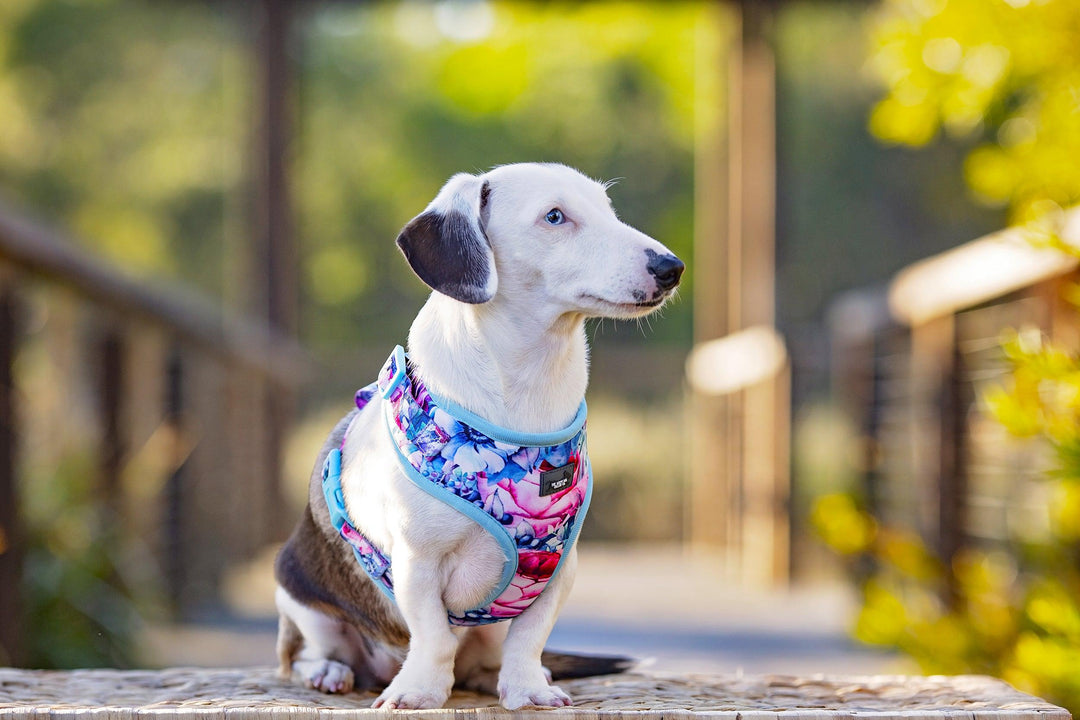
[647,252,685,291]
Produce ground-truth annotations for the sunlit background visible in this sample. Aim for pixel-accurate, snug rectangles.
[2,0,1080,712]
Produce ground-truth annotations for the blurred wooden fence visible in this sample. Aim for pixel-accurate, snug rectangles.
[830,212,1080,588]
[0,201,309,665]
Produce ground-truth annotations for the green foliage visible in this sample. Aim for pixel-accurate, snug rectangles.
[21,450,141,668]
[775,3,1003,327]
[868,0,1080,225]
[0,0,702,392]
[295,2,702,354]
[814,324,1080,711]
[0,0,245,297]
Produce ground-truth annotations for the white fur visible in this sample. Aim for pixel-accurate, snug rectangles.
[276,163,681,709]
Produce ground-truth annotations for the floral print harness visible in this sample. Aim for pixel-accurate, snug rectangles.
[321,345,593,626]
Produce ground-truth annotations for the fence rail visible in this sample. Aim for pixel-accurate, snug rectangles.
[0,200,309,383]
[0,200,311,665]
[831,211,1080,596]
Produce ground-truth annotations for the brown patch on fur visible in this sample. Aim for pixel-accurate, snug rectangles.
[275,411,411,656]
[276,613,303,678]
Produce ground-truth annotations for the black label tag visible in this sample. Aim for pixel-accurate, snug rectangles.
[540,462,576,497]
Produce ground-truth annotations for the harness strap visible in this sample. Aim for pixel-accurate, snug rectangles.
[322,446,395,597]
[322,381,395,597]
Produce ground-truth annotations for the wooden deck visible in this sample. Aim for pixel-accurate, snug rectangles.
[0,668,1070,720]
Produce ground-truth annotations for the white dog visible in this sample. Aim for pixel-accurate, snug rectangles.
[274,162,684,710]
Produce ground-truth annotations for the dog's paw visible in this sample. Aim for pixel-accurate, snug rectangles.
[371,687,450,710]
[293,659,354,694]
[372,677,451,710]
[499,683,572,710]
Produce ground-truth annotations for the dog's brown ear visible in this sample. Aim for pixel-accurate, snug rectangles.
[396,174,497,304]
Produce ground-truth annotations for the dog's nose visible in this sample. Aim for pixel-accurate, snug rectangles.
[647,253,685,291]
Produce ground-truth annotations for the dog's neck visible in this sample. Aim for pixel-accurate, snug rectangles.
[407,293,589,434]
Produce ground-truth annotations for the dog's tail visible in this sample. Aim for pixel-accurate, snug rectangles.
[541,649,636,680]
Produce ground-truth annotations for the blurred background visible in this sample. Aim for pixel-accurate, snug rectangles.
[3,0,1080,712]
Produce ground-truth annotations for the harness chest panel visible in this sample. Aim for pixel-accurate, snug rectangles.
[322,346,593,626]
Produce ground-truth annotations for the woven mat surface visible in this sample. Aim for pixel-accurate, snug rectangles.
[0,668,1070,719]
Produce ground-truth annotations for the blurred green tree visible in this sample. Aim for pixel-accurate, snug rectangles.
[295,1,700,361]
[0,0,246,297]
[0,0,702,383]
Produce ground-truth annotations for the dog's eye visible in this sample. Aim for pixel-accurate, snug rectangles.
[544,208,565,225]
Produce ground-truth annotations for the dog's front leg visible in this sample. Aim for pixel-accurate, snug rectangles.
[497,547,578,709]
[372,550,460,710]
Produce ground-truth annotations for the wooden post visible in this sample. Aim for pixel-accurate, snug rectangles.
[938,320,968,604]
[100,329,126,521]
[690,0,787,585]
[689,1,733,553]
[909,316,956,556]
[729,0,777,332]
[0,284,21,665]
[731,0,785,586]
[253,0,296,542]
[253,0,296,338]
[163,347,187,616]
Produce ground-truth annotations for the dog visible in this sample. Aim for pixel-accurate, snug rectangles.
[274,162,684,710]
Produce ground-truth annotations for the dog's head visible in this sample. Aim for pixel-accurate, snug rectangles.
[396,163,684,319]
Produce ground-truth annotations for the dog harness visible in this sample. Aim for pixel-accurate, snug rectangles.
[322,345,593,626]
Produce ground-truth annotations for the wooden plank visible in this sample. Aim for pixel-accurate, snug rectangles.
[0,669,1069,720]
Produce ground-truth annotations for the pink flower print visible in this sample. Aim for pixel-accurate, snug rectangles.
[388,384,405,404]
[341,524,376,555]
[490,574,547,618]
[517,550,560,581]
[482,454,587,535]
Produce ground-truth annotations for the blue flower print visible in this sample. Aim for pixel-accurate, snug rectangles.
[435,408,516,474]
[503,443,574,483]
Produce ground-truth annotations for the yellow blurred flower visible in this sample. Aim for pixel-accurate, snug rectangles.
[810,493,877,555]
[879,528,941,581]
[855,580,908,646]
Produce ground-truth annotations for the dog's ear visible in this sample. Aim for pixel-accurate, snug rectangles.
[396,173,497,304]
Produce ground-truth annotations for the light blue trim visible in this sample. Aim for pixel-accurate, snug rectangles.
[425,389,588,448]
[321,449,398,605]
[545,454,594,588]
[383,411,518,611]
[352,549,398,605]
[392,345,588,447]
[322,450,347,530]
[369,565,399,604]
[381,345,408,399]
